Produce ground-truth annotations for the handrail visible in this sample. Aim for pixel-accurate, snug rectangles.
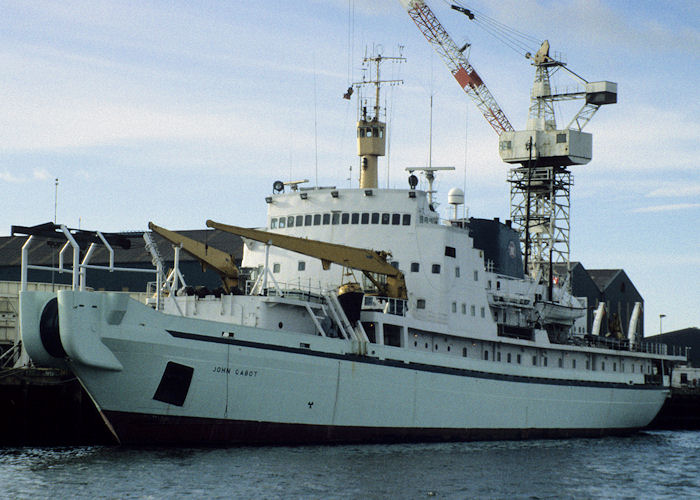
[19,225,160,300]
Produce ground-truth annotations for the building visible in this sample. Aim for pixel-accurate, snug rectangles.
[554,262,644,338]
[646,328,700,367]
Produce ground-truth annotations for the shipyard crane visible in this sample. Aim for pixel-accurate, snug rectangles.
[206,220,407,300]
[399,0,616,288]
[399,0,513,135]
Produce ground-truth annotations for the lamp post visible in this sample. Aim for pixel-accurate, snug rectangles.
[659,314,666,334]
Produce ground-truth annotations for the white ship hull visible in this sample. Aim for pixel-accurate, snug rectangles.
[20,290,671,445]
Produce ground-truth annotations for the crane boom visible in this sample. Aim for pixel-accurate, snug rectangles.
[399,0,513,135]
[206,220,407,299]
[148,222,239,292]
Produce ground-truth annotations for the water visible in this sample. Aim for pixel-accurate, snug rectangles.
[2,431,698,499]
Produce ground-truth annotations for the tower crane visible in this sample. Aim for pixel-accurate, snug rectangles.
[399,0,616,288]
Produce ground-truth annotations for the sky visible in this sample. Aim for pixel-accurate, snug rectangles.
[1,0,698,335]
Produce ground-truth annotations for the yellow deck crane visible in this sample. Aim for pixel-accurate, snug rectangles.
[148,222,239,293]
[206,220,407,300]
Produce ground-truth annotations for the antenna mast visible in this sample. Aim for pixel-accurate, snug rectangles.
[351,49,404,189]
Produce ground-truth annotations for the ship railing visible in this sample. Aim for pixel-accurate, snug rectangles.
[577,334,688,358]
[245,279,326,303]
[18,225,177,312]
[20,226,160,289]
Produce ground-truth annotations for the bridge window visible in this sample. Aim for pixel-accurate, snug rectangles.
[287,216,294,228]
[278,217,285,228]
[313,214,321,225]
[461,303,466,314]
[382,213,391,224]
[371,212,380,224]
[351,213,359,224]
[341,213,350,224]
[361,213,369,224]
[322,213,330,225]
[452,302,457,313]
[455,267,460,278]
[462,347,468,357]
[470,305,476,316]
[270,218,277,229]
[402,214,411,225]
[416,299,426,309]
[432,264,441,274]
[304,215,312,226]
[296,215,303,226]
[507,353,511,363]
[445,246,456,258]
[331,213,340,225]
[272,263,280,273]
[298,261,305,271]
[392,213,401,225]
[410,262,420,272]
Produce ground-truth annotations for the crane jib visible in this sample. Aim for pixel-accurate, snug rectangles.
[454,66,483,89]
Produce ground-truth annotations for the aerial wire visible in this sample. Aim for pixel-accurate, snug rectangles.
[313,53,319,187]
[343,0,355,186]
[443,1,541,57]
[463,103,468,221]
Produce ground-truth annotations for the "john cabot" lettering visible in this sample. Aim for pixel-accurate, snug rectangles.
[212,366,258,377]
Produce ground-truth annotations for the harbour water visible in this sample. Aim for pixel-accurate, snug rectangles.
[1,431,697,499]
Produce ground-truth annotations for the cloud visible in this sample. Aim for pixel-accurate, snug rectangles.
[33,169,52,181]
[0,171,26,183]
[631,203,700,214]
[646,183,700,198]
[0,169,53,183]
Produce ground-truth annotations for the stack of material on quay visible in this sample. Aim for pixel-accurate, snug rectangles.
[647,327,700,430]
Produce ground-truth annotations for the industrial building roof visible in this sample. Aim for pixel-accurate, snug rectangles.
[646,328,700,367]
[586,269,623,293]
[0,229,243,267]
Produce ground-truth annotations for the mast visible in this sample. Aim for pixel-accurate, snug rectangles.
[352,51,404,189]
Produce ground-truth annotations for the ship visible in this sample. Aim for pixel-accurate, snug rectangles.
[17,50,686,445]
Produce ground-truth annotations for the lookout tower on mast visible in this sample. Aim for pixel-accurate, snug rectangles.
[351,51,404,189]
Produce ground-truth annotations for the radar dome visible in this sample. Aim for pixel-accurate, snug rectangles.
[448,187,465,206]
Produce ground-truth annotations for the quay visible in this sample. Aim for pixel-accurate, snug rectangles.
[0,367,115,446]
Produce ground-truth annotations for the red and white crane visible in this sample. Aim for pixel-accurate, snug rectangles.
[399,0,617,287]
[400,0,513,136]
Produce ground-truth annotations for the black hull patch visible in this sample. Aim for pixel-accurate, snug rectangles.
[104,410,640,446]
